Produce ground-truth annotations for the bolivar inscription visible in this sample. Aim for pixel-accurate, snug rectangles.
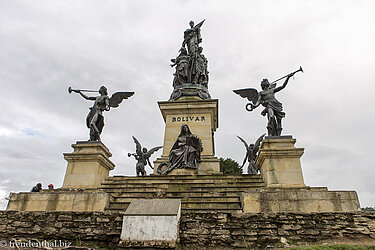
[172,116,206,122]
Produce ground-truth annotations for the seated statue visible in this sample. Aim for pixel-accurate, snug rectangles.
[168,124,202,171]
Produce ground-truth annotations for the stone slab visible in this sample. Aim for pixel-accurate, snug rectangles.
[124,199,181,216]
[121,199,181,243]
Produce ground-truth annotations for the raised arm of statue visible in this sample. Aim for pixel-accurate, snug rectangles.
[77,91,96,101]
[274,74,293,93]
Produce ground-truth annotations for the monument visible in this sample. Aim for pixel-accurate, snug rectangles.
[154,20,220,174]
[4,19,365,249]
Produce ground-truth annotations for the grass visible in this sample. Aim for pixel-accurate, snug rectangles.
[289,244,375,250]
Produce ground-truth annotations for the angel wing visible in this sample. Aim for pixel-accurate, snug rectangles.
[237,135,249,149]
[254,133,266,153]
[237,135,249,167]
[233,88,259,104]
[132,136,142,156]
[144,146,162,159]
[109,92,135,108]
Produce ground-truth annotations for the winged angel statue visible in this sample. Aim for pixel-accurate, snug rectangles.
[69,86,134,141]
[233,71,300,136]
[128,136,162,176]
[237,134,265,174]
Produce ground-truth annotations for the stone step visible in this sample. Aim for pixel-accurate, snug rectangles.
[111,191,243,198]
[112,196,240,203]
[108,174,258,180]
[106,200,242,211]
[103,176,263,184]
[100,181,264,189]
[100,185,263,194]
[181,201,241,209]
[106,206,243,213]
[181,208,243,213]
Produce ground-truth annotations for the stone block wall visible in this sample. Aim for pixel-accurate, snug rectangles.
[0,211,374,249]
[180,212,375,248]
[0,211,124,249]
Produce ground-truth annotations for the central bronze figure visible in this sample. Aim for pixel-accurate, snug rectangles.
[169,20,211,101]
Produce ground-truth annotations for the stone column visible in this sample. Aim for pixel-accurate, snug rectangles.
[255,136,306,187]
[154,97,220,173]
[62,141,115,189]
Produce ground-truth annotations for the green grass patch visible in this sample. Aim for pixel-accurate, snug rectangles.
[290,244,375,250]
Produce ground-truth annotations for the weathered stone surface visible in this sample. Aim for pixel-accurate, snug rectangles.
[121,199,181,244]
[124,199,181,216]
[256,137,305,187]
[241,188,360,213]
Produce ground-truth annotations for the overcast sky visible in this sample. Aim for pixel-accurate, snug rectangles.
[1,0,374,210]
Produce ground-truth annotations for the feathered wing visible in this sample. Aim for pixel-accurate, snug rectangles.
[254,133,266,153]
[237,135,249,167]
[109,92,135,108]
[144,146,163,159]
[233,88,259,104]
[237,135,249,149]
[132,136,142,156]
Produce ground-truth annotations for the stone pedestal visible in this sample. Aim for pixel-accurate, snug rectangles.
[62,141,115,189]
[256,136,306,187]
[154,97,220,173]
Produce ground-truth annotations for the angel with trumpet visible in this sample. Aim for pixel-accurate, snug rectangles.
[68,86,134,141]
[233,67,303,136]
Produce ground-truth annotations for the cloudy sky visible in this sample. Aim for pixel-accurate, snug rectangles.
[1,0,374,209]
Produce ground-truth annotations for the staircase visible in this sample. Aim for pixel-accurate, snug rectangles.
[99,174,265,213]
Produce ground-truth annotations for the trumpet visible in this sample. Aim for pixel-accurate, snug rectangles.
[270,66,303,84]
[68,87,99,94]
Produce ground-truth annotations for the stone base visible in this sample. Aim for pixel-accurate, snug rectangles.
[168,168,198,175]
[153,155,220,175]
[256,136,306,188]
[156,98,221,174]
[62,141,115,189]
[6,191,112,212]
[241,187,361,213]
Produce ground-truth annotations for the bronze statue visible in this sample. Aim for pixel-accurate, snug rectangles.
[160,124,202,174]
[128,136,162,176]
[192,47,209,86]
[182,20,204,56]
[169,20,210,101]
[69,86,134,141]
[233,67,303,136]
[238,134,265,174]
[171,47,190,88]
